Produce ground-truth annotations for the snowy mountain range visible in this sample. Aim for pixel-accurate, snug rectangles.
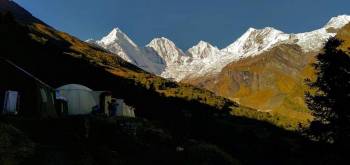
[87,15,350,81]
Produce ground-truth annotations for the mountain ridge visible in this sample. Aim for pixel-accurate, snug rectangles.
[89,15,350,81]
[0,0,46,25]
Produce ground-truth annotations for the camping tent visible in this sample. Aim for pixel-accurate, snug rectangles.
[0,58,57,117]
[57,84,98,115]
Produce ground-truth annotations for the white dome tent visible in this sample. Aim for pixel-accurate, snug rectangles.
[56,84,98,115]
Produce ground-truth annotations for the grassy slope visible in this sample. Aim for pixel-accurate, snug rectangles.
[336,23,350,53]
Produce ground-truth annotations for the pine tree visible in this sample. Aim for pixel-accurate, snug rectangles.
[305,37,350,144]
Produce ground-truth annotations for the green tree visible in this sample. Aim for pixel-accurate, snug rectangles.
[305,37,350,144]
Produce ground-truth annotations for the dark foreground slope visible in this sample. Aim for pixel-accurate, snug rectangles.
[0,116,242,165]
[1,115,346,165]
[0,1,346,164]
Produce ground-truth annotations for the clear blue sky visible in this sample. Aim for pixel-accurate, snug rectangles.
[14,0,350,49]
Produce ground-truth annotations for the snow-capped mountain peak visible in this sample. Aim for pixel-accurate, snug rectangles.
[324,15,350,30]
[146,37,186,64]
[222,26,289,58]
[187,41,220,59]
[191,40,218,51]
[147,37,179,51]
[90,28,165,74]
[294,15,350,51]
[98,28,138,48]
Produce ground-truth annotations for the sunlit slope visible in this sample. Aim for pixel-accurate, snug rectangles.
[336,23,350,53]
[184,44,317,128]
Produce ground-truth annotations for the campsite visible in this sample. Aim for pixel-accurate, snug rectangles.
[1,58,135,118]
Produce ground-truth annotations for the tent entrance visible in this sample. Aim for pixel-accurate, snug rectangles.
[3,90,19,115]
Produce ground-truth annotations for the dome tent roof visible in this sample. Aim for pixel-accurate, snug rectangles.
[57,84,93,91]
[56,84,97,115]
